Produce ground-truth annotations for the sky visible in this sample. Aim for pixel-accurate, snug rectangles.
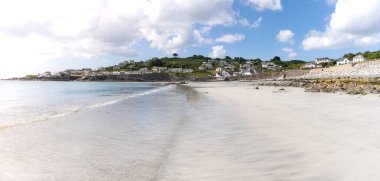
[1,0,380,78]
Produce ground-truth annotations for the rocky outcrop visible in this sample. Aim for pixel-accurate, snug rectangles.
[256,78,380,95]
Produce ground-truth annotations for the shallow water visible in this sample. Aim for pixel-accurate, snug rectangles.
[0,81,164,127]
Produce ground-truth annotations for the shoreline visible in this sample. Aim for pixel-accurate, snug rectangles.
[5,76,380,96]
[1,81,380,180]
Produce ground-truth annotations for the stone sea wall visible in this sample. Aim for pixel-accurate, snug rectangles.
[302,60,380,79]
[82,73,216,82]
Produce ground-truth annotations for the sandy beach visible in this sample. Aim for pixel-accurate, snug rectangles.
[1,81,380,180]
[176,81,380,181]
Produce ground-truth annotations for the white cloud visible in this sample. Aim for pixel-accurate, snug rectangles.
[325,0,337,6]
[282,47,293,53]
[193,29,213,46]
[244,0,282,11]
[251,17,263,28]
[141,0,235,53]
[302,0,380,50]
[239,17,263,29]
[288,52,298,58]
[0,0,236,77]
[281,47,297,58]
[276,29,295,44]
[209,45,226,58]
[216,34,246,43]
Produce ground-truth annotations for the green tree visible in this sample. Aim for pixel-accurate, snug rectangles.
[148,57,164,67]
[270,56,282,64]
[344,53,355,60]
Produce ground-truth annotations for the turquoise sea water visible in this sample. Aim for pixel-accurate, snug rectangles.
[0,81,168,127]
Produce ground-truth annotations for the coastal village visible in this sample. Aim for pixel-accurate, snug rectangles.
[17,49,380,82]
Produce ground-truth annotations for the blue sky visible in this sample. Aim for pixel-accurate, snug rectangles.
[1,0,380,78]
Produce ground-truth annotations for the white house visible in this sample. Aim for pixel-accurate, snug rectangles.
[182,69,193,73]
[82,68,92,76]
[336,58,352,65]
[262,61,282,70]
[203,62,213,69]
[301,62,317,69]
[198,66,206,71]
[261,61,274,69]
[215,70,231,78]
[39,71,52,78]
[224,64,235,70]
[152,66,167,73]
[167,68,183,73]
[352,54,367,63]
[215,67,223,72]
[233,72,241,76]
[314,57,332,64]
[242,71,252,76]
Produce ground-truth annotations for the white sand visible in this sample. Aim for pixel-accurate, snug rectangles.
[156,81,380,181]
[1,81,380,180]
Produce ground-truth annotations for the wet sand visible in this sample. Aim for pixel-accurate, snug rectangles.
[1,82,380,180]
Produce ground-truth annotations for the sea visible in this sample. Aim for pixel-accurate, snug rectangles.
[0,81,172,128]
[0,80,218,180]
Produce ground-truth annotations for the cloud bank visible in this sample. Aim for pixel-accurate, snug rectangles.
[302,0,380,50]
[216,34,246,43]
[0,0,237,77]
[244,0,282,11]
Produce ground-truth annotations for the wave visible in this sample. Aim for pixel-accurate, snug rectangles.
[0,84,175,129]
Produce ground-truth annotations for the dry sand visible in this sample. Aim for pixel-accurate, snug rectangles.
[156,81,380,181]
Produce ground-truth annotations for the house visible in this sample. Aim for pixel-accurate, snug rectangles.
[301,62,316,69]
[219,60,228,67]
[215,67,223,72]
[64,69,82,76]
[182,69,193,73]
[152,66,167,73]
[39,71,52,78]
[240,63,255,70]
[198,62,213,70]
[209,59,217,64]
[336,58,352,65]
[224,64,235,70]
[118,60,134,67]
[203,62,213,69]
[262,61,282,70]
[261,61,273,69]
[233,72,241,77]
[82,68,92,76]
[242,71,252,76]
[167,68,183,73]
[314,57,332,64]
[215,70,231,77]
[352,54,367,63]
